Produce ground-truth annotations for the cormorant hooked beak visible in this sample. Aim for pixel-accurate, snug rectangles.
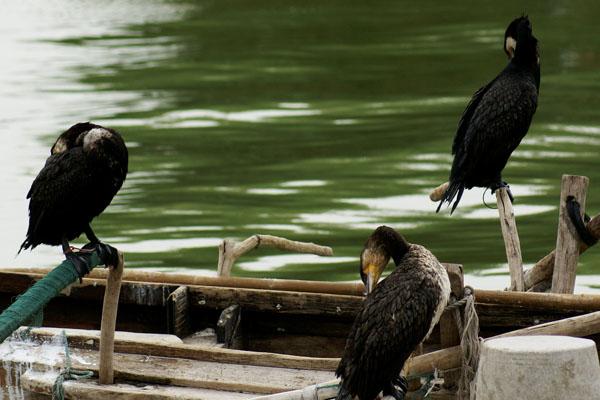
[361,263,384,294]
[359,226,410,295]
[360,248,388,295]
[505,36,517,59]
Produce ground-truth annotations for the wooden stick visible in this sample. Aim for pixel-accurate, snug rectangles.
[551,175,589,293]
[218,235,333,277]
[26,328,339,371]
[99,251,124,385]
[411,310,600,386]
[430,182,449,202]
[493,310,600,338]
[496,187,524,291]
[1,267,365,296]
[524,213,600,291]
[4,263,461,298]
[473,289,600,312]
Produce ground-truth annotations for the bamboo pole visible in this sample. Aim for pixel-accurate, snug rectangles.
[2,267,364,296]
[99,251,124,384]
[473,289,600,312]
[218,235,333,277]
[524,213,600,291]
[3,263,470,298]
[551,175,589,293]
[496,187,524,291]
[430,182,449,202]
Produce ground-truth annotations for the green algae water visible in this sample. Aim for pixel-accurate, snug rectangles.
[2,0,600,291]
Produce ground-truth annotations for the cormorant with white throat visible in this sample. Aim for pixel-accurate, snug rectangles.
[437,16,540,213]
[336,226,450,400]
[20,122,128,276]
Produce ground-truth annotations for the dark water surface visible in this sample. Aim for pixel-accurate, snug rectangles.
[2,1,600,291]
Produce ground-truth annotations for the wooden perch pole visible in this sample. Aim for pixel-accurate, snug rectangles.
[218,235,333,277]
[99,251,124,384]
[551,175,589,294]
[524,212,600,291]
[496,187,524,291]
[430,181,449,202]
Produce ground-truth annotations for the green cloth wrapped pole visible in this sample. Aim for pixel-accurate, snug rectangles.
[0,252,103,344]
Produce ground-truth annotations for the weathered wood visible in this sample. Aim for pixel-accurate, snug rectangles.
[1,269,366,297]
[496,187,524,291]
[216,304,242,349]
[189,286,362,318]
[552,175,589,293]
[21,370,255,400]
[246,335,346,358]
[524,212,600,291]
[74,348,336,394]
[495,310,600,338]
[218,235,333,277]
[2,263,459,297]
[408,309,600,378]
[474,289,600,312]
[24,327,339,371]
[99,251,124,385]
[439,264,463,389]
[167,286,191,337]
[430,181,450,202]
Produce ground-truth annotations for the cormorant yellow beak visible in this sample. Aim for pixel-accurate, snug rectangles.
[365,264,383,294]
[505,37,516,59]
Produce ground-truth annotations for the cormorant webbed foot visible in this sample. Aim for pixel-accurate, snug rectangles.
[383,376,407,400]
[82,242,119,268]
[65,250,95,281]
[490,181,514,203]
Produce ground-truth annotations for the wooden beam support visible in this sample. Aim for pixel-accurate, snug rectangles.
[496,187,524,291]
[24,327,339,371]
[216,305,242,349]
[524,212,600,291]
[552,175,590,293]
[99,251,124,385]
[167,286,191,338]
[439,264,464,390]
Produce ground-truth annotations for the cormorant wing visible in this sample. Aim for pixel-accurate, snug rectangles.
[337,270,438,397]
[452,77,498,156]
[26,149,91,234]
[461,74,538,163]
[449,71,538,186]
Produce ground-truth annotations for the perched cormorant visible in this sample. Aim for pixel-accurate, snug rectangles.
[336,226,450,400]
[20,122,128,276]
[437,16,540,213]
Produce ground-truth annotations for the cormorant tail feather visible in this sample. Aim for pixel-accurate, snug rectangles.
[436,180,465,214]
[335,381,353,400]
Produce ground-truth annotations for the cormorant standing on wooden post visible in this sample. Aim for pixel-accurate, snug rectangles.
[436,16,540,213]
[336,226,450,400]
[19,122,128,277]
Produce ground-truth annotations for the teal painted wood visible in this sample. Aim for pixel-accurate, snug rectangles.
[0,252,102,344]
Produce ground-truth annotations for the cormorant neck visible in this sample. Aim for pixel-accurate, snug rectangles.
[380,229,410,266]
[512,28,539,73]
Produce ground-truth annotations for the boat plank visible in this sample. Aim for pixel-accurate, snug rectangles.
[24,327,340,371]
[21,370,255,400]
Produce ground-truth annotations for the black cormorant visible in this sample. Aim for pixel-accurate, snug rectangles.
[437,16,540,213]
[20,122,128,276]
[336,226,450,400]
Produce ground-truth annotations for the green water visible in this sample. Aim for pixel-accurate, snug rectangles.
[2,1,600,291]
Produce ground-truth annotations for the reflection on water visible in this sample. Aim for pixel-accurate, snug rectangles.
[238,254,355,272]
[2,1,600,291]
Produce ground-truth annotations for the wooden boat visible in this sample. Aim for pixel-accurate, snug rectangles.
[2,266,600,399]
